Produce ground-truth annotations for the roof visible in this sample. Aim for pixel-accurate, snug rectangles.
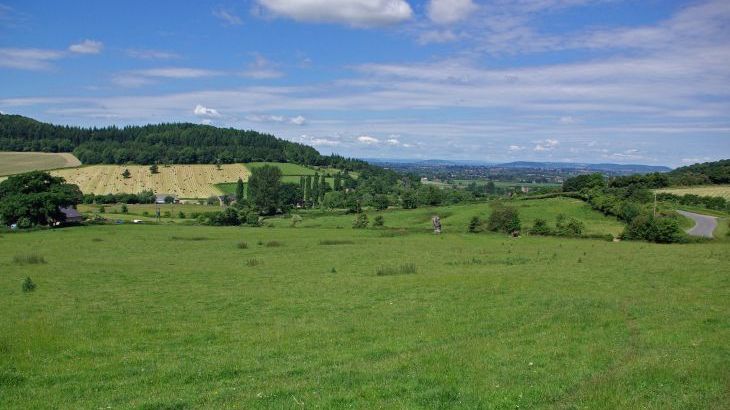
[59,206,82,219]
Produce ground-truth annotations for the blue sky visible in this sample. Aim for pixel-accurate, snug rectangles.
[0,0,728,167]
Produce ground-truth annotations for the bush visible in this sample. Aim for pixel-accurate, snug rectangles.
[178,211,186,219]
[352,213,369,229]
[290,214,303,227]
[555,214,585,237]
[373,215,384,227]
[468,216,482,233]
[622,213,683,243]
[373,194,390,211]
[486,203,521,233]
[528,218,552,235]
[401,189,418,209]
[120,204,128,214]
[22,277,36,292]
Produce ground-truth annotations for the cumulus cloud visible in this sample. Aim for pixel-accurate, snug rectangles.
[255,0,413,27]
[68,39,103,54]
[300,134,341,146]
[194,104,221,118]
[534,138,559,152]
[427,0,476,24]
[0,48,64,70]
[357,135,380,144]
[289,115,306,125]
[213,8,242,25]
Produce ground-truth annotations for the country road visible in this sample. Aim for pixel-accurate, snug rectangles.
[677,210,718,238]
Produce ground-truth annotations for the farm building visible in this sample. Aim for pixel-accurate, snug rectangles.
[155,194,179,204]
[59,206,83,224]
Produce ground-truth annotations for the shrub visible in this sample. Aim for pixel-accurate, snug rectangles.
[13,254,46,264]
[622,214,682,243]
[555,214,584,237]
[178,211,186,219]
[163,211,171,218]
[142,211,149,216]
[290,214,303,227]
[237,241,248,249]
[373,194,390,211]
[373,215,385,227]
[22,277,36,292]
[120,204,128,214]
[376,263,417,276]
[468,216,482,233]
[528,218,552,235]
[352,213,369,229]
[486,203,521,233]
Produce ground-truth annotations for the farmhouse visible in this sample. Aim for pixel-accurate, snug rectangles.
[155,194,179,204]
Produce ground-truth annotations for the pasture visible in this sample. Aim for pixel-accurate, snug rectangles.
[0,151,81,176]
[0,223,728,408]
[52,164,250,198]
[656,185,730,200]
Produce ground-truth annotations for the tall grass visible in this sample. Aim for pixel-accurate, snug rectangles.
[319,239,354,245]
[376,263,417,276]
[13,254,46,265]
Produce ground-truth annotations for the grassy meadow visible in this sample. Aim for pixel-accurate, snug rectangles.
[1,221,728,409]
[0,152,81,176]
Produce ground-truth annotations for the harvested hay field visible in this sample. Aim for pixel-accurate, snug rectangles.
[52,164,250,198]
[657,185,730,200]
[0,152,81,176]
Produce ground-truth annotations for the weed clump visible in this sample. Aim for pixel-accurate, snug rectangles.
[246,258,262,267]
[376,263,417,276]
[237,241,248,249]
[319,239,354,245]
[170,236,209,241]
[13,254,46,265]
[22,277,36,292]
[352,213,369,229]
[265,240,283,247]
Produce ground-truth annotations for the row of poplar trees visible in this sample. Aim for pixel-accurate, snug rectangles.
[298,172,351,207]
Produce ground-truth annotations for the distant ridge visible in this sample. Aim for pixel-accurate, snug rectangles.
[365,158,671,174]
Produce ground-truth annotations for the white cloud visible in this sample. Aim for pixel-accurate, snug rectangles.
[509,145,525,151]
[418,30,459,44]
[559,116,576,124]
[256,0,413,27]
[213,8,242,25]
[357,135,380,144]
[534,138,559,151]
[386,138,400,145]
[0,48,64,70]
[194,104,221,118]
[300,134,341,146]
[427,0,476,24]
[290,115,306,125]
[113,67,221,87]
[126,49,180,60]
[241,55,283,79]
[69,39,103,54]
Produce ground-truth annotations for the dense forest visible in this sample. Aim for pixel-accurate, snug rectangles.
[608,159,730,188]
[0,114,368,170]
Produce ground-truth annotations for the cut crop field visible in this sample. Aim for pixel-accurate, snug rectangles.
[1,224,728,408]
[656,185,730,200]
[52,164,250,198]
[0,151,81,176]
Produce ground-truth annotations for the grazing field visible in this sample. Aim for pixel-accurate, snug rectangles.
[656,185,730,200]
[0,152,81,176]
[244,162,316,175]
[52,164,250,198]
[275,197,626,236]
[0,224,728,408]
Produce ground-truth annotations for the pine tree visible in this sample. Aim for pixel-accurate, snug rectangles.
[311,173,320,205]
[334,172,342,191]
[235,177,245,201]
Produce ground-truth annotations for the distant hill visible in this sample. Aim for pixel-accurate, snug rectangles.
[494,161,671,174]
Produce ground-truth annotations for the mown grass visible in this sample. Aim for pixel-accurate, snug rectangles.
[0,222,728,408]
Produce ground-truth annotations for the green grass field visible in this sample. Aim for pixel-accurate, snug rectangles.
[244,162,317,175]
[277,198,625,236]
[1,222,728,408]
[451,179,562,189]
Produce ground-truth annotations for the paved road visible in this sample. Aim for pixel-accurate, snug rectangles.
[677,210,718,238]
